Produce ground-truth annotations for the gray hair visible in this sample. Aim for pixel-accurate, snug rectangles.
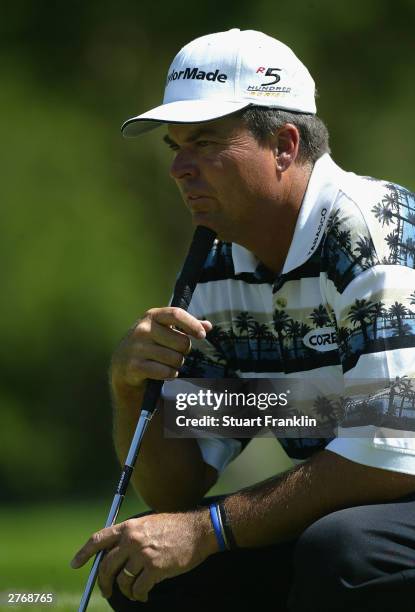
[239,107,331,164]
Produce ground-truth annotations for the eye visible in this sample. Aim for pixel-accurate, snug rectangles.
[196,140,213,147]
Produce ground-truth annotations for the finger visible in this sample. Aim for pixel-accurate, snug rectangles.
[71,525,121,569]
[132,568,156,603]
[117,563,144,601]
[150,308,210,338]
[144,344,187,369]
[150,322,192,354]
[130,359,180,382]
[97,546,127,599]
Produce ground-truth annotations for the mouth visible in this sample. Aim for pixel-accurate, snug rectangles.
[184,193,213,212]
[186,193,211,201]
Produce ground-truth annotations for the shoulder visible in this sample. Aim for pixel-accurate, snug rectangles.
[322,173,415,293]
[330,172,415,264]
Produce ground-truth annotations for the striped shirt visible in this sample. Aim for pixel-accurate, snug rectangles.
[165,153,415,475]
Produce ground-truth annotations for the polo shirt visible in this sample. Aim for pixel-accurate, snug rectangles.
[166,154,415,475]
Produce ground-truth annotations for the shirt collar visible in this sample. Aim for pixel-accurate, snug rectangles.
[232,154,345,276]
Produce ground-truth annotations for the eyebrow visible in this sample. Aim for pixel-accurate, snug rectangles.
[162,128,219,147]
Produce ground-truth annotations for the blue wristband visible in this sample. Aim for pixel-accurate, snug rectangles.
[209,503,227,552]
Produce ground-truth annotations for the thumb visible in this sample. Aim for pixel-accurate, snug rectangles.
[200,320,213,333]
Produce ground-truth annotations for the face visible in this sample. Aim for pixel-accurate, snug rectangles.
[164,115,280,243]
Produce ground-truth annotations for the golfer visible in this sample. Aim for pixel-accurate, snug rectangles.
[71,29,415,611]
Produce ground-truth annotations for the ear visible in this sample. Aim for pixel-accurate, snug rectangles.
[273,123,300,172]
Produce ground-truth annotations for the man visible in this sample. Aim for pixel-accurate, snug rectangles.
[71,29,415,611]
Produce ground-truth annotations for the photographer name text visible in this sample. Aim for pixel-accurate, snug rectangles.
[175,414,316,428]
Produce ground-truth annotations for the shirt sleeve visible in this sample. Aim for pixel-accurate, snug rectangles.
[321,189,415,475]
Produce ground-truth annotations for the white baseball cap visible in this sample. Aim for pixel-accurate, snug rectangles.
[122,28,316,137]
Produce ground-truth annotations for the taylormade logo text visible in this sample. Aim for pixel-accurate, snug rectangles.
[167,67,228,84]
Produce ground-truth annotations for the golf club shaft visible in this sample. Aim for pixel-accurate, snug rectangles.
[78,226,216,611]
[78,408,153,612]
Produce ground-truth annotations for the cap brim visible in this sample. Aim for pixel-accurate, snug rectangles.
[121,99,252,137]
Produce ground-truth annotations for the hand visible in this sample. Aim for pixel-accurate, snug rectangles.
[70,510,218,602]
[111,307,212,388]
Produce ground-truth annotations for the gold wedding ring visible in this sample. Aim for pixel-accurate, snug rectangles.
[122,567,136,579]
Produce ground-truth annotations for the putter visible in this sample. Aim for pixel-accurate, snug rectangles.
[78,225,216,611]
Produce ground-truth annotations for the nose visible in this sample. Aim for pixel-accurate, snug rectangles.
[169,149,199,180]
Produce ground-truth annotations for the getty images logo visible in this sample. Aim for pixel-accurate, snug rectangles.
[167,67,228,84]
[303,327,338,352]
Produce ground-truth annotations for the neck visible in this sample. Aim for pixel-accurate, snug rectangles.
[240,163,312,274]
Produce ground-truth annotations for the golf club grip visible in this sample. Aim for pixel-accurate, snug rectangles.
[141,225,216,414]
[171,225,217,310]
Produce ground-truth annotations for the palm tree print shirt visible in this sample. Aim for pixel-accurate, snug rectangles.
[164,154,415,475]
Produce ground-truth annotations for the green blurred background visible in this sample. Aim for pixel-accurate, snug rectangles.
[1,0,414,608]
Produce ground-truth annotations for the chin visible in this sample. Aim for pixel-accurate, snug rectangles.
[191,215,235,243]
[191,214,216,232]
